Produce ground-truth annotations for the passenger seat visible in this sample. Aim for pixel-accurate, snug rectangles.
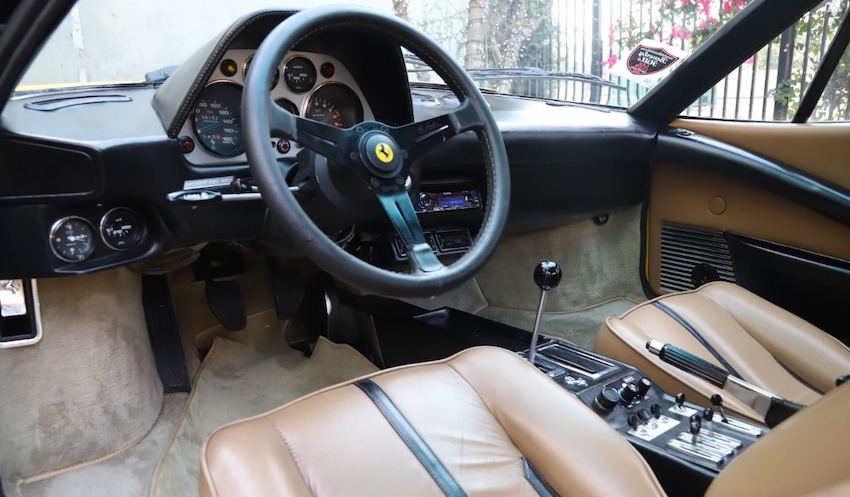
[593,281,850,422]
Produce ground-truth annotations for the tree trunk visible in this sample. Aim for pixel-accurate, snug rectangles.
[465,0,488,68]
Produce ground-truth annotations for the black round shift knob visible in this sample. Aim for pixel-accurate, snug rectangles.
[533,261,562,290]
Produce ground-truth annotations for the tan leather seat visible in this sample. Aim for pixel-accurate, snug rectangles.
[200,346,668,497]
[200,344,850,497]
[594,281,850,422]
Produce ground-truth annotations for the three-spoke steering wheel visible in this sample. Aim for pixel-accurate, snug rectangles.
[243,6,510,298]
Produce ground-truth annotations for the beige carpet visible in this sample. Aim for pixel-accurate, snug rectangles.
[17,393,187,497]
[0,269,162,496]
[150,333,378,497]
[407,205,646,349]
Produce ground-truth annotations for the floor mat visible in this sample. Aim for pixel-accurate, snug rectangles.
[150,334,378,497]
[17,393,187,497]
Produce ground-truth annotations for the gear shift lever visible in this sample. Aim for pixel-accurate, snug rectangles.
[528,261,562,365]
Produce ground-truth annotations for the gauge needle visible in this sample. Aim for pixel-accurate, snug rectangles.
[197,122,221,133]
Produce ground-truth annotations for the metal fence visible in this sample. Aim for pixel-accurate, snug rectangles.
[505,0,847,121]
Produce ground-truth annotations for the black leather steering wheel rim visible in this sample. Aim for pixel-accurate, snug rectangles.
[243,6,510,298]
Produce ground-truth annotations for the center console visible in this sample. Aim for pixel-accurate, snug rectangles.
[520,338,766,496]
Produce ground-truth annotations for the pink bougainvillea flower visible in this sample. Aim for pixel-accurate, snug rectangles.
[601,54,618,69]
[671,25,691,40]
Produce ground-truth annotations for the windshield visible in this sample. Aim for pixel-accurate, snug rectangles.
[20,0,753,110]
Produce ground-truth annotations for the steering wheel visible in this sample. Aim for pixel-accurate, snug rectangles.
[243,6,510,298]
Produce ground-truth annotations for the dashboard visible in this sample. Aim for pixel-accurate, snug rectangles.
[0,9,654,280]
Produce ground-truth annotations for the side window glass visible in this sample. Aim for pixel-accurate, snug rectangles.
[683,0,847,121]
[811,20,850,121]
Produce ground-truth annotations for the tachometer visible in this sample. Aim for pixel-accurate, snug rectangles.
[305,84,363,128]
[191,83,243,157]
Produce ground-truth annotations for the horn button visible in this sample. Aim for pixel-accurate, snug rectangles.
[361,132,402,177]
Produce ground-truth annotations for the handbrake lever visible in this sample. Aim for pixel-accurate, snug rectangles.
[646,339,805,427]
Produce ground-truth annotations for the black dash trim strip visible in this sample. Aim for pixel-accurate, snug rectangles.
[653,301,746,381]
[522,457,560,497]
[354,379,467,497]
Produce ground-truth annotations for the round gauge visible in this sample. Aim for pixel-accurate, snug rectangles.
[274,98,299,115]
[283,57,317,93]
[191,83,244,157]
[243,55,280,89]
[100,208,144,250]
[50,217,95,262]
[305,84,364,128]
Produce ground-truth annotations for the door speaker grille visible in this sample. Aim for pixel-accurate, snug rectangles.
[660,224,737,292]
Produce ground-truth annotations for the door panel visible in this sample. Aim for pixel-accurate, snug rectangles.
[647,120,850,343]
[668,120,850,190]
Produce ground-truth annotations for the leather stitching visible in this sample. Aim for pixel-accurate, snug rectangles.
[165,10,297,137]
[268,420,313,495]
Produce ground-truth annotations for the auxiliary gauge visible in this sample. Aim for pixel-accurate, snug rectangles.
[283,56,317,93]
[50,217,95,262]
[100,208,144,250]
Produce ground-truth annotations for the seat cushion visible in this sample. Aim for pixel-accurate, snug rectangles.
[199,346,667,497]
[594,281,850,422]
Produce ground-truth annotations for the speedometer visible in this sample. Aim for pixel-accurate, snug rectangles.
[191,83,243,157]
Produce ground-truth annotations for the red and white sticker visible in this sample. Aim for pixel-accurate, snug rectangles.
[610,39,687,87]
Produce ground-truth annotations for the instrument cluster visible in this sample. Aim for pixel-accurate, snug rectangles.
[178,49,372,166]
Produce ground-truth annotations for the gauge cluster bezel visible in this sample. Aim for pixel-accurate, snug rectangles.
[47,207,148,266]
[178,49,374,167]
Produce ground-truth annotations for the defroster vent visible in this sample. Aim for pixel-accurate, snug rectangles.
[660,224,737,292]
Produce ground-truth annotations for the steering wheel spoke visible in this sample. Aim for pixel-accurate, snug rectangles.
[395,99,481,158]
[375,189,444,274]
[269,103,351,165]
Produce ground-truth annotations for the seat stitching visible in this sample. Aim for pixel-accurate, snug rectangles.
[442,361,557,496]
[268,419,314,497]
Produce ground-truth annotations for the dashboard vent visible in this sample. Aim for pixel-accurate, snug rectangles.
[660,224,737,293]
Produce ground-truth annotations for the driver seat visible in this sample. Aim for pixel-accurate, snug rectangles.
[199,346,667,497]
[199,346,850,497]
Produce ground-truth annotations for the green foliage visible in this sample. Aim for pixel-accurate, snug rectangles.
[788,0,850,120]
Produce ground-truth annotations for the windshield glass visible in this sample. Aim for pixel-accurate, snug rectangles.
[19,0,752,109]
